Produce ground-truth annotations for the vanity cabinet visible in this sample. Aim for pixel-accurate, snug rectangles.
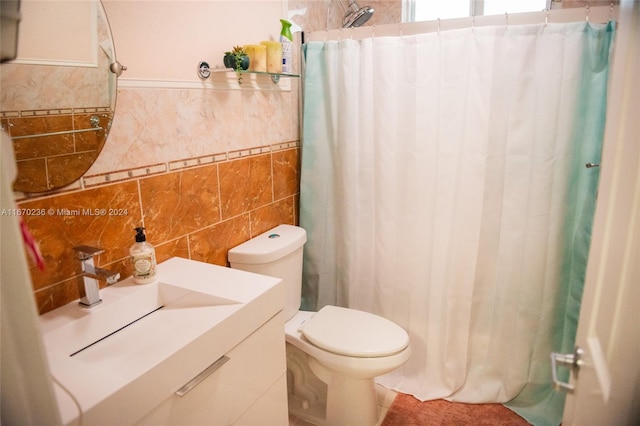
[137,312,288,425]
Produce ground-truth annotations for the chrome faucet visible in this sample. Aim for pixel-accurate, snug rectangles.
[73,246,120,307]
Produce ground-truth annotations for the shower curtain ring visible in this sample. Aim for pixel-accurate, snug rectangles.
[505,12,508,28]
[437,18,441,35]
[586,4,590,22]
[544,9,550,27]
[609,2,614,21]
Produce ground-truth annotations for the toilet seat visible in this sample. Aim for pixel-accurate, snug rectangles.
[300,305,409,358]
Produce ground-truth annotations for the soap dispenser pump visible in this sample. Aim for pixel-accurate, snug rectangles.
[130,227,157,284]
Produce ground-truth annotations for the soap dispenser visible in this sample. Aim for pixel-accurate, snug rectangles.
[130,227,157,284]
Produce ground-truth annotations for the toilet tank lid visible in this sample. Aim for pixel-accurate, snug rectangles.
[228,224,307,264]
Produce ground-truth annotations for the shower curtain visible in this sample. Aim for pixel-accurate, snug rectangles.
[300,20,614,426]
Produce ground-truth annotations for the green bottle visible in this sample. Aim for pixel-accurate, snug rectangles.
[280,19,293,74]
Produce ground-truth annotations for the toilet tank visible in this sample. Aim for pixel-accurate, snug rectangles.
[228,225,307,322]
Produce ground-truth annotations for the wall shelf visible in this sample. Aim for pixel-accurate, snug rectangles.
[198,61,299,84]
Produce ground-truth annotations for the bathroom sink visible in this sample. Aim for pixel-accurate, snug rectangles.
[44,281,239,359]
[39,257,283,425]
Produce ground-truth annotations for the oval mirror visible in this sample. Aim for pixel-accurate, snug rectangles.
[0,0,118,193]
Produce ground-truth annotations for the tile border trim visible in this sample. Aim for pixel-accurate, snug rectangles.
[1,107,111,118]
[82,141,299,189]
[15,140,299,200]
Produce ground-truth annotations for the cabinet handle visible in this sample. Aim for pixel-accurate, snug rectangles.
[175,355,230,397]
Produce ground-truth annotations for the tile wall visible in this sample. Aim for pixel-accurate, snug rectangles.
[18,141,299,314]
[13,61,303,314]
[11,1,312,315]
[8,0,398,315]
[2,109,112,192]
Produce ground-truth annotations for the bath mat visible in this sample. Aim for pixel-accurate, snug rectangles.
[381,393,531,425]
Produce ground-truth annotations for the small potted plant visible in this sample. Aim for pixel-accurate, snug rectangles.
[223,45,250,83]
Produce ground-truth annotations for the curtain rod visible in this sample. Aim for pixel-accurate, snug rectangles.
[305,5,617,42]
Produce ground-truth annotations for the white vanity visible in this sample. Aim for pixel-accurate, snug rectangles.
[39,257,288,425]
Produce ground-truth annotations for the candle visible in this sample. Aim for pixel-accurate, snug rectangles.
[261,41,283,74]
[244,44,267,72]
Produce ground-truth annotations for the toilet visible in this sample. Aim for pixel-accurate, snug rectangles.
[228,224,411,426]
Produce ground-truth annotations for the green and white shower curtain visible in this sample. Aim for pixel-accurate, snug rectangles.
[300,20,614,425]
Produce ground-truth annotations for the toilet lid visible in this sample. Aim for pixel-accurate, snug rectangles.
[300,305,409,358]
